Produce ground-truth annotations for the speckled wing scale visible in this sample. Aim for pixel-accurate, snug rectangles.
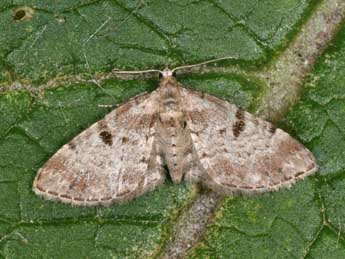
[33,68,317,206]
[33,92,164,206]
[180,87,317,194]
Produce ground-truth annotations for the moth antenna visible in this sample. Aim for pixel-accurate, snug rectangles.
[172,55,239,73]
[112,56,240,80]
[113,68,162,74]
[112,68,163,80]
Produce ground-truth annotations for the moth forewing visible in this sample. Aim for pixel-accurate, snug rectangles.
[33,69,317,205]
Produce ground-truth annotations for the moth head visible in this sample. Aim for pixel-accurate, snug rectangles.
[159,67,177,79]
[158,67,179,94]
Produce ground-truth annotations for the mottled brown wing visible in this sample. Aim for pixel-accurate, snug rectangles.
[181,88,317,194]
[33,92,164,206]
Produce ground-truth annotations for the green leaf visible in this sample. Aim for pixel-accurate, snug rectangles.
[1,0,314,82]
[2,0,344,258]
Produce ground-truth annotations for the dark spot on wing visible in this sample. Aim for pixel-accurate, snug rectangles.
[68,141,76,150]
[283,175,293,181]
[235,108,245,120]
[47,190,58,196]
[233,108,246,138]
[122,137,129,143]
[99,131,113,146]
[219,128,226,136]
[294,171,305,177]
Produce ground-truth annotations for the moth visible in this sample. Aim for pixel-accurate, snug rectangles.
[33,68,317,206]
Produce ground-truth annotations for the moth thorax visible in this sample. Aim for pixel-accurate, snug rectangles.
[160,81,179,98]
[159,112,184,128]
